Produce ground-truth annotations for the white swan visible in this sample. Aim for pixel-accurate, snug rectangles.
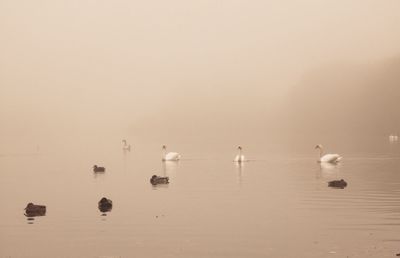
[122,139,131,152]
[389,134,399,142]
[234,146,246,163]
[315,144,342,163]
[162,145,181,161]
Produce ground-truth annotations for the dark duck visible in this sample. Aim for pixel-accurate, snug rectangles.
[150,175,169,185]
[93,165,105,172]
[328,179,348,189]
[98,197,113,212]
[24,203,46,217]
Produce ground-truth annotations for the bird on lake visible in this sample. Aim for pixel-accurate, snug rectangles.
[122,139,131,152]
[98,197,113,212]
[24,203,46,217]
[93,165,105,172]
[315,144,342,164]
[234,146,246,163]
[328,179,348,189]
[150,175,170,185]
[162,145,181,161]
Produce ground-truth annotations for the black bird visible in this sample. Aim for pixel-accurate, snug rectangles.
[24,203,46,217]
[93,165,105,172]
[98,197,113,212]
[150,175,169,185]
[328,179,348,189]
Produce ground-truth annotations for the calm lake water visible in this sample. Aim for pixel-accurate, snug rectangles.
[1,139,400,258]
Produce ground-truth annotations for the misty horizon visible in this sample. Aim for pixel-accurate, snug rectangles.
[2,1,400,151]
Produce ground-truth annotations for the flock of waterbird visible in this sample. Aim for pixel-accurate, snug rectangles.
[24,140,347,219]
[122,141,344,164]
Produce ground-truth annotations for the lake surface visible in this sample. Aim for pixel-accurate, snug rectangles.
[1,139,400,258]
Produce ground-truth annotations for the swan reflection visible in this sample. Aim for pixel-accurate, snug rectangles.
[320,162,337,171]
[235,162,244,185]
[162,160,180,179]
[317,162,340,180]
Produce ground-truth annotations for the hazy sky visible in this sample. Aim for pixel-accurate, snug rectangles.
[1,0,400,148]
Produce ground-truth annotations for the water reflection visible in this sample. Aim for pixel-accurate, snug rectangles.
[234,162,244,186]
[26,217,35,224]
[122,150,128,173]
[3,147,400,257]
[93,170,106,179]
[162,161,179,179]
[389,134,399,143]
[317,162,340,180]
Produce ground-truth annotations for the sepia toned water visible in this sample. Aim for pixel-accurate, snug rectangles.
[1,139,400,258]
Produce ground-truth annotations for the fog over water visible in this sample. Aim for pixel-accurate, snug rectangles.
[1,0,400,155]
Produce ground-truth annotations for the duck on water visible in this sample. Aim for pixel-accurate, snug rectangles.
[93,165,105,172]
[328,179,348,189]
[150,175,169,185]
[98,197,113,212]
[25,203,46,217]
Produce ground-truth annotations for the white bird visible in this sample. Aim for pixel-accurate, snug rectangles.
[389,134,399,142]
[234,146,246,163]
[162,145,181,161]
[122,139,131,152]
[315,144,342,163]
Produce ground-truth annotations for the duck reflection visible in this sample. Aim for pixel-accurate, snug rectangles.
[93,170,106,179]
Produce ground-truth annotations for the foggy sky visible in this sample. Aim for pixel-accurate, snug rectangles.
[1,0,400,150]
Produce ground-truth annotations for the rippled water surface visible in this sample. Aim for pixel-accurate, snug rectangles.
[1,141,400,258]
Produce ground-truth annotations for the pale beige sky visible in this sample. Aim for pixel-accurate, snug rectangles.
[1,0,400,147]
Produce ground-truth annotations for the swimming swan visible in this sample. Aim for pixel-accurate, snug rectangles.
[315,144,342,163]
[162,145,181,161]
[122,139,131,152]
[234,146,246,163]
